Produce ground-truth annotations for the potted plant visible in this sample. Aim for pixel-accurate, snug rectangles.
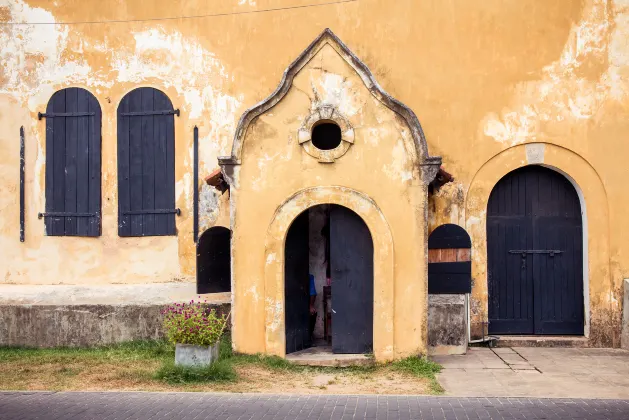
[162,299,228,367]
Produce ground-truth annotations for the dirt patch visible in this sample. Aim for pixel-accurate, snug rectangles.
[0,339,440,395]
[0,358,433,394]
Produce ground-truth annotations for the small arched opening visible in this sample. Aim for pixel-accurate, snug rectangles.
[197,226,231,294]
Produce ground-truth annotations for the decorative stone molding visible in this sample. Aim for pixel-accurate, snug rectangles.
[218,28,442,171]
[297,105,355,163]
[525,143,545,164]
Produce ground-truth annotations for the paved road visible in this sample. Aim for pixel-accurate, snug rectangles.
[1,392,629,420]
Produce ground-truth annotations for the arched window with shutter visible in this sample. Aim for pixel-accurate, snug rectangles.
[117,87,178,237]
[40,87,102,237]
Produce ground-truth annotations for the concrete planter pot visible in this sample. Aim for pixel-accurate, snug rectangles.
[175,343,220,367]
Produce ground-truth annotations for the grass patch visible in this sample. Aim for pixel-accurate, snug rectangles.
[217,334,302,372]
[231,353,302,371]
[0,340,174,363]
[154,360,236,384]
[390,356,444,394]
[390,356,442,377]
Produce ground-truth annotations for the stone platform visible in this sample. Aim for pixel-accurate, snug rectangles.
[285,346,374,367]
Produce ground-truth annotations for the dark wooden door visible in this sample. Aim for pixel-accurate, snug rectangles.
[487,166,584,335]
[330,205,374,354]
[285,211,311,354]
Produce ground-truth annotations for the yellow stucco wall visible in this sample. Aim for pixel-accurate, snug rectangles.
[226,38,435,360]
[0,0,627,347]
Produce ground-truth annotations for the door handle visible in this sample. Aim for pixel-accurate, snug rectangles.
[509,250,563,270]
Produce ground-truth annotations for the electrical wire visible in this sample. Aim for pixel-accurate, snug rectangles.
[1,0,358,25]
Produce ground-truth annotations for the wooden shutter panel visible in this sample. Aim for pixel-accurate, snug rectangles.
[117,87,177,237]
[43,88,101,237]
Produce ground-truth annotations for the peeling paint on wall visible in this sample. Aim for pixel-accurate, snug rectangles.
[0,1,95,109]
[0,0,247,285]
[482,0,629,146]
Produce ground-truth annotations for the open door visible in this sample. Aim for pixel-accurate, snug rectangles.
[285,210,311,354]
[330,205,374,354]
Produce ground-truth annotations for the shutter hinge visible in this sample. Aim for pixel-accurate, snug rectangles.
[38,112,95,120]
[39,212,99,219]
[122,208,181,216]
[119,109,180,117]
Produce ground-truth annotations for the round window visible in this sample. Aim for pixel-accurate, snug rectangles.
[311,121,342,150]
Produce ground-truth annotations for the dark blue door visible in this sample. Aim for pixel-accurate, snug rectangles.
[487,166,584,335]
[285,210,311,354]
[330,205,374,354]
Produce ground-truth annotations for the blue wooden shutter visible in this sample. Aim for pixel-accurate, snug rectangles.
[43,87,101,237]
[117,87,177,237]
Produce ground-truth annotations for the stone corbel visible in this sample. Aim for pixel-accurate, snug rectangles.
[420,156,443,185]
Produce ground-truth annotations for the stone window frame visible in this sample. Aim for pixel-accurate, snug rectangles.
[297,105,355,163]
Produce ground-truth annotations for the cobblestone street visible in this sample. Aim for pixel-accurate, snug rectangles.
[1,392,628,420]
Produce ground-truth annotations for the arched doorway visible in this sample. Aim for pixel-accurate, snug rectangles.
[487,166,584,335]
[284,204,374,354]
[197,227,231,294]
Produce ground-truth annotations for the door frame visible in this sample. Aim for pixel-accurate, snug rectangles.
[262,186,395,359]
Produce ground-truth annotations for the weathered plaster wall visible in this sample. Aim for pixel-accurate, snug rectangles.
[0,283,230,347]
[421,0,628,347]
[428,295,467,356]
[1,0,241,285]
[1,0,628,347]
[0,302,230,347]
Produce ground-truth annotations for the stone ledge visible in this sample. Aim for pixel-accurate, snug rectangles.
[494,335,589,348]
[0,302,230,348]
[0,283,230,306]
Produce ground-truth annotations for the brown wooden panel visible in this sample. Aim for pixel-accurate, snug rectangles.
[428,249,441,263]
[440,249,457,262]
[457,249,471,262]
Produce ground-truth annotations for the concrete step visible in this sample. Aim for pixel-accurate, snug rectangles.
[494,335,589,348]
[285,346,374,367]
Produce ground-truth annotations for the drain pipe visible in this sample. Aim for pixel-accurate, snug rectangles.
[466,294,499,345]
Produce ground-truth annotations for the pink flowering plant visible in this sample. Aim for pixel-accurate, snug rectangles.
[161,298,228,346]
